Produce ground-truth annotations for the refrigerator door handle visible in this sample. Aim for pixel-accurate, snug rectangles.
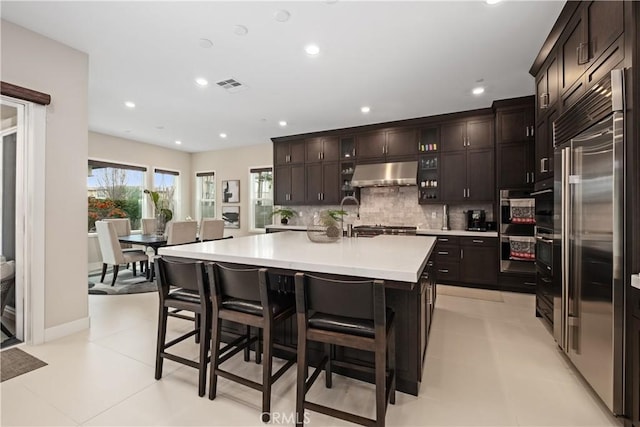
[561,146,571,352]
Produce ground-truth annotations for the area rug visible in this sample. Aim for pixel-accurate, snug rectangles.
[0,347,47,382]
[88,269,157,295]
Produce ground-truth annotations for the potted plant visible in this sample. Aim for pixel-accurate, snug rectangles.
[144,189,173,234]
[270,208,297,225]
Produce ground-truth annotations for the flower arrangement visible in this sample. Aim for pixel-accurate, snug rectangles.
[144,189,173,222]
[88,197,128,232]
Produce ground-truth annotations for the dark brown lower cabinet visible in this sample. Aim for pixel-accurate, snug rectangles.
[432,235,498,288]
[459,237,498,285]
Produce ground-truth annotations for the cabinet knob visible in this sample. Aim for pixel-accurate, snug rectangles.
[541,158,549,173]
[472,239,484,244]
[577,42,589,65]
[540,93,549,109]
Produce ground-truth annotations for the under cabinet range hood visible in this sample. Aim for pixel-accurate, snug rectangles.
[351,161,418,187]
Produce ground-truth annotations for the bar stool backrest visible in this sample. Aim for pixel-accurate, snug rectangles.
[155,258,209,302]
[212,263,263,303]
[297,274,383,321]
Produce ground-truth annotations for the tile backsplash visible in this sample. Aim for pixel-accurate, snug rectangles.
[286,187,494,230]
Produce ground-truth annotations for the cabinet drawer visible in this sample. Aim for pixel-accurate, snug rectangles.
[434,262,459,283]
[460,236,495,248]
[434,245,459,262]
[434,236,459,246]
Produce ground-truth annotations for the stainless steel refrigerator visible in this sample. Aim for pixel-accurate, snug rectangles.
[553,69,625,415]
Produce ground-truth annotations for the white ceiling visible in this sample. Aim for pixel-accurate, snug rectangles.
[2,1,565,153]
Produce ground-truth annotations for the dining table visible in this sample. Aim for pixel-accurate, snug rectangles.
[118,234,167,255]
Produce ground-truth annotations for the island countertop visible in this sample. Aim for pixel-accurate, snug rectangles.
[159,231,436,283]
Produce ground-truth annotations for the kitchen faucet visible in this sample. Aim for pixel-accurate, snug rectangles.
[340,195,360,236]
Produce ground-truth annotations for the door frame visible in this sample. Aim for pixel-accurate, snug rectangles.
[1,95,46,345]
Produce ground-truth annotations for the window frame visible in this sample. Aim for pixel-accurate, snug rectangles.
[248,166,274,233]
[87,158,148,232]
[153,167,180,220]
[195,170,216,221]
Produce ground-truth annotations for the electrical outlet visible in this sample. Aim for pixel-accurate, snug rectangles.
[431,211,437,219]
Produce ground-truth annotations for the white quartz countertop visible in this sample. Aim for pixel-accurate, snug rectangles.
[416,229,499,238]
[159,231,436,283]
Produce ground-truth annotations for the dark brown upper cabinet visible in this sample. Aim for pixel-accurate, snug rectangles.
[305,136,339,163]
[356,131,387,161]
[496,105,535,145]
[534,108,558,187]
[274,164,305,205]
[586,1,624,64]
[560,11,586,95]
[498,142,535,190]
[357,128,417,162]
[441,148,494,203]
[441,117,493,152]
[495,99,535,189]
[536,54,559,120]
[305,162,340,205]
[274,140,305,166]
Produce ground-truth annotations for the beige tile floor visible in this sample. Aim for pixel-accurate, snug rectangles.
[0,285,621,426]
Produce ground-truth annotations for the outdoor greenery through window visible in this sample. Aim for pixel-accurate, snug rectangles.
[154,168,178,219]
[196,172,216,220]
[87,160,146,232]
[250,167,273,231]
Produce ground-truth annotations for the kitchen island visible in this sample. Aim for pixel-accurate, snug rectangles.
[159,231,437,395]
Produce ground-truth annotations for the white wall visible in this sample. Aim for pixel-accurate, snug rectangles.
[192,143,272,237]
[1,20,89,331]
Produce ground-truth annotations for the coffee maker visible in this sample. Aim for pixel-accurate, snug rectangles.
[466,210,487,231]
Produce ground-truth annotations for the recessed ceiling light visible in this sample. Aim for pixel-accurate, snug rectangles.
[305,44,320,56]
[155,126,164,130]
[234,25,248,36]
[198,38,213,48]
[219,133,227,139]
[195,77,209,87]
[124,101,135,108]
[175,140,182,145]
[486,0,502,4]
[279,120,288,127]
[472,87,485,95]
[361,106,371,113]
[275,10,290,22]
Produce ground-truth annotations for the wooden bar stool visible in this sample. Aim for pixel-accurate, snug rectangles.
[207,263,297,423]
[154,258,211,396]
[294,272,396,427]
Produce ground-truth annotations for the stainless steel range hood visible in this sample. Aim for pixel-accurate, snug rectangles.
[351,161,418,187]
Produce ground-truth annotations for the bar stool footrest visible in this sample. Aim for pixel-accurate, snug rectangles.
[304,401,376,427]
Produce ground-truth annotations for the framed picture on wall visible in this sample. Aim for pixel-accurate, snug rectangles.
[222,206,240,229]
[222,179,240,203]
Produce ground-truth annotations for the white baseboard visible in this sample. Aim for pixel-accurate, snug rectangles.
[44,316,90,342]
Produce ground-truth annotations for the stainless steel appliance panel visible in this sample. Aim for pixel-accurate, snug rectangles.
[553,69,625,416]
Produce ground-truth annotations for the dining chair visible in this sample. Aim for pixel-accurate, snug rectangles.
[96,221,149,286]
[199,218,224,241]
[141,218,158,235]
[104,218,146,274]
[0,259,15,337]
[293,272,396,427]
[166,220,198,245]
[148,221,198,282]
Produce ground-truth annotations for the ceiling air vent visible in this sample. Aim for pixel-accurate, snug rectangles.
[215,78,247,93]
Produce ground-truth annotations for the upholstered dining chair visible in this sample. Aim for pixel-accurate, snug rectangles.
[166,220,198,245]
[141,218,158,235]
[148,221,198,282]
[199,218,224,241]
[96,221,149,286]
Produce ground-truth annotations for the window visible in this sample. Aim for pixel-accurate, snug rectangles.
[249,167,273,231]
[154,168,179,219]
[87,160,146,232]
[196,172,216,220]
